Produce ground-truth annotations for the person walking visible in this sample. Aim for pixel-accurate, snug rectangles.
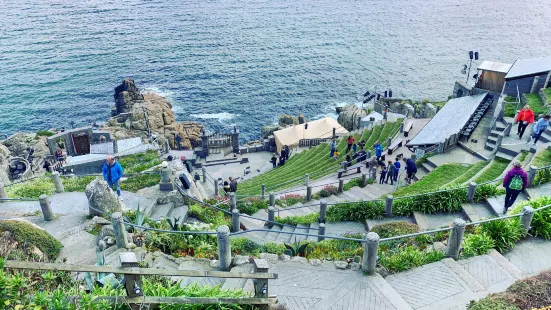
[102,155,124,199]
[502,161,528,214]
[515,105,535,139]
[229,177,238,193]
[379,166,387,184]
[403,157,417,184]
[532,115,550,146]
[330,139,337,158]
[385,160,395,185]
[373,141,383,161]
[346,136,355,153]
[270,154,277,168]
[393,158,401,182]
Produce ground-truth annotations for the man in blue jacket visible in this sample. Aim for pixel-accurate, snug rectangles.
[373,141,383,160]
[403,157,417,184]
[102,155,124,199]
[393,158,401,182]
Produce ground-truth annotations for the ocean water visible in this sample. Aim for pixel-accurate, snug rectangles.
[1,0,550,141]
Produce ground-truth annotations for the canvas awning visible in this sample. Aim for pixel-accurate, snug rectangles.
[273,117,348,152]
[477,61,512,74]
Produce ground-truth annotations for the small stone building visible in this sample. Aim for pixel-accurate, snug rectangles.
[46,127,94,156]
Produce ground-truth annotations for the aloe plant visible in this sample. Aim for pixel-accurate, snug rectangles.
[165,217,182,231]
[284,237,310,257]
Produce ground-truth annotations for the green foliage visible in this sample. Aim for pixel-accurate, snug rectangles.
[370,221,419,238]
[392,164,471,197]
[543,88,551,104]
[461,231,495,258]
[120,173,159,192]
[5,176,100,199]
[231,238,287,256]
[62,176,98,192]
[503,103,517,117]
[343,178,364,191]
[451,161,489,185]
[393,187,468,215]
[481,217,524,252]
[379,246,446,274]
[0,220,63,259]
[236,197,268,215]
[187,205,231,228]
[467,297,519,310]
[511,196,551,240]
[473,184,506,202]
[318,185,339,198]
[524,93,547,115]
[517,151,528,163]
[534,167,551,186]
[118,150,162,174]
[165,217,182,231]
[474,158,510,184]
[284,237,310,256]
[326,200,386,222]
[277,194,305,206]
[275,213,319,226]
[36,130,56,137]
[307,233,364,260]
[533,148,551,167]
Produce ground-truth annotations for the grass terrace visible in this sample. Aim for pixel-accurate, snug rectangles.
[392,163,472,197]
[543,88,551,105]
[524,93,547,116]
[449,161,489,186]
[473,158,510,184]
[532,147,551,168]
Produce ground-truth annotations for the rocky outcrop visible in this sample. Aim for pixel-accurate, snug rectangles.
[0,144,10,184]
[278,114,299,127]
[85,179,122,216]
[337,105,367,131]
[109,79,203,149]
[167,159,208,201]
[1,133,50,176]
[298,114,306,124]
[261,125,282,139]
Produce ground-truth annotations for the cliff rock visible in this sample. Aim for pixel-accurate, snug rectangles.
[298,114,307,124]
[2,133,50,175]
[278,114,299,127]
[0,144,11,184]
[337,105,367,131]
[85,179,122,216]
[261,125,282,139]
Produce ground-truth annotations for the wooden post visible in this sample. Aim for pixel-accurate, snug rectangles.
[39,194,54,221]
[319,201,327,223]
[254,258,270,310]
[0,182,7,202]
[527,166,537,188]
[318,223,326,242]
[362,232,379,275]
[232,209,240,233]
[306,186,312,201]
[338,179,344,193]
[217,225,231,271]
[120,252,143,299]
[111,212,128,249]
[467,182,477,203]
[229,193,236,211]
[446,219,466,260]
[385,195,393,217]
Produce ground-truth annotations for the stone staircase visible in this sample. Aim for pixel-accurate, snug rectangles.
[485,119,508,151]
[419,157,438,174]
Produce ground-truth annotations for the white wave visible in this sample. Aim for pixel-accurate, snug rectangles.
[141,86,174,100]
[190,112,239,121]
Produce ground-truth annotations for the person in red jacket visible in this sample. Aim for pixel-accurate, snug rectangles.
[515,105,535,139]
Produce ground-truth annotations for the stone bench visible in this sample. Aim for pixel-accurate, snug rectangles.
[403,121,414,137]
[387,139,404,155]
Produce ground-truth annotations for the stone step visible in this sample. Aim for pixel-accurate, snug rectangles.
[168,205,189,222]
[176,259,225,288]
[525,183,551,199]
[426,158,438,168]
[414,211,466,230]
[421,162,434,173]
[275,224,295,244]
[539,132,551,143]
[484,142,495,151]
[264,225,282,242]
[323,195,339,204]
[149,203,174,221]
[487,136,498,144]
[489,130,502,137]
[486,193,528,216]
[348,186,375,200]
[457,253,519,291]
[338,190,359,201]
[241,213,268,230]
[325,221,366,236]
[221,263,255,294]
[307,222,319,241]
[57,231,98,265]
[462,203,494,222]
[121,192,157,218]
[293,224,309,243]
[495,151,515,161]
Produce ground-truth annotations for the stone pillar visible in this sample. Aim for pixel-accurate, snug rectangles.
[202,167,207,183]
[267,207,275,228]
[495,134,504,152]
[411,154,417,162]
[304,174,310,186]
[229,193,236,211]
[361,173,368,187]
[318,223,326,242]
[159,163,174,191]
[385,195,393,217]
[232,209,240,233]
[217,225,231,271]
[387,137,392,147]
[467,182,477,203]
[504,123,512,136]
[201,131,209,159]
[232,127,240,154]
[306,186,312,201]
[530,76,540,93]
[112,139,119,154]
[527,166,537,188]
[319,201,327,223]
[0,182,7,202]
[214,179,219,196]
[269,193,275,206]
[446,219,466,260]
[362,232,379,275]
[367,150,372,159]
[338,179,344,193]
[261,184,266,200]
[111,212,128,249]
[521,206,535,232]
[51,171,64,193]
[39,194,54,221]
[399,122,404,133]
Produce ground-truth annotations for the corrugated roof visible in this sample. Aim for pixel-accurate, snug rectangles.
[505,56,551,79]
[407,93,488,146]
[477,61,512,74]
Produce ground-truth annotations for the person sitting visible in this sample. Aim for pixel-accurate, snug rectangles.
[279,155,286,166]
[55,149,64,163]
[333,150,340,160]
[358,140,366,150]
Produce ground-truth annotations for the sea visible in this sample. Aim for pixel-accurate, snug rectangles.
[1,0,550,142]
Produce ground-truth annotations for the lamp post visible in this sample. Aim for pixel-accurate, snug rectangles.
[465,51,479,83]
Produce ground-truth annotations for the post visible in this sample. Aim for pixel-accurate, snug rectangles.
[495,133,504,152]
[319,201,327,223]
[411,153,417,162]
[467,182,477,203]
[120,252,143,298]
[318,223,326,242]
[214,179,219,196]
[39,194,54,221]
[232,209,240,233]
[304,174,310,186]
[338,178,344,193]
[367,150,372,159]
[112,139,118,154]
[361,173,368,187]
[385,195,393,217]
[159,163,174,191]
[399,122,404,133]
[520,206,535,232]
[261,184,266,200]
[253,259,270,304]
[332,127,336,139]
[527,166,537,187]
[269,193,275,206]
[306,186,312,201]
[446,218,466,260]
[229,192,236,211]
[362,232,379,275]
[504,123,512,136]
[267,206,275,228]
[111,212,128,249]
[202,167,207,183]
[217,225,231,271]
[0,182,7,202]
[387,137,392,147]
[51,171,64,193]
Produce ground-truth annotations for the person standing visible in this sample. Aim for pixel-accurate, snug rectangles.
[515,105,534,139]
[330,139,337,158]
[379,166,387,184]
[271,154,277,168]
[284,145,290,160]
[532,115,550,146]
[229,177,238,193]
[175,133,182,150]
[346,135,355,153]
[373,141,383,161]
[403,157,417,184]
[502,161,528,214]
[102,155,124,199]
[393,158,401,182]
[385,160,395,185]
[352,143,358,155]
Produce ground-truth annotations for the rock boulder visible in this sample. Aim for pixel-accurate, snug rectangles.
[85,179,121,216]
[337,105,367,131]
[278,114,299,127]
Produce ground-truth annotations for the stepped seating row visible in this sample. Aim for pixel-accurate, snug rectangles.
[461,95,493,139]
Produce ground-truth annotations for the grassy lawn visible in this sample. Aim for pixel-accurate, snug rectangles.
[449,161,489,185]
[524,93,547,116]
[542,88,551,105]
[392,163,472,197]
[532,148,551,168]
[473,158,510,184]
[118,150,162,173]
[430,101,446,108]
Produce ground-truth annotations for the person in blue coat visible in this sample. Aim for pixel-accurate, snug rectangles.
[102,155,124,198]
[373,141,383,160]
[403,157,417,184]
[532,115,550,146]
[393,158,401,182]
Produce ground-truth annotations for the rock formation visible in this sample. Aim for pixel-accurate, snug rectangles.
[167,159,208,201]
[85,179,122,216]
[298,114,307,124]
[337,105,367,131]
[261,125,282,139]
[108,79,203,149]
[278,114,299,127]
[1,133,50,177]
[0,144,11,184]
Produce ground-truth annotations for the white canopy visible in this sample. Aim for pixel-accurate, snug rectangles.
[477,61,512,74]
[273,117,348,152]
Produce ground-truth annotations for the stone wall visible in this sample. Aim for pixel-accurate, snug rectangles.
[374,100,414,117]
[337,105,367,131]
[452,80,473,98]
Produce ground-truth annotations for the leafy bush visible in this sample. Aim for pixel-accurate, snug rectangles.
[277,194,305,206]
[379,246,446,273]
[510,196,551,240]
[370,222,419,238]
[319,185,339,198]
[36,130,56,137]
[120,173,159,192]
[236,197,268,215]
[5,177,55,199]
[326,201,386,222]
[467,296,519,310]
[118,150,162,174]
[231,238,262,256]
[284,239,310,257]
[461,231,495,258]
[187,205,231,228]
[481,217,524,252]
[343,178,364,191]
[393,187,468,215]
[0,220,63,259]
[62,176,98,192]
[307,233,364,260]
[275,213,319,226]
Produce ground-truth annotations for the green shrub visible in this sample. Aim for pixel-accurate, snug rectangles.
[510,196,551,240]
[62,176,98,192]
[236,197,268,215]
[187,205,231,228]
[393,188,468,215]
[319,185,339,198]
[379,246,446,273]
[118,150,162,174]
[392,164,471,197]
[370,221,419,238]
[277,194,305,206]
[0,220,63,259]
[275,213,319,226]
[467,296,519,310]
[326,201,386,222]
[36,130,56,137]
[481,217,524,252]
[5,177,55,199]
[231,238,262,256]
[307,233,364,260]
[120,173,159,192]
[461,231,495,258]
[532,148,551,168]
[343,178,366,191]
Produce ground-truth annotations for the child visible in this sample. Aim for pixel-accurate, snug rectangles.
[379,166,387,184]
[333,150,340,160]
